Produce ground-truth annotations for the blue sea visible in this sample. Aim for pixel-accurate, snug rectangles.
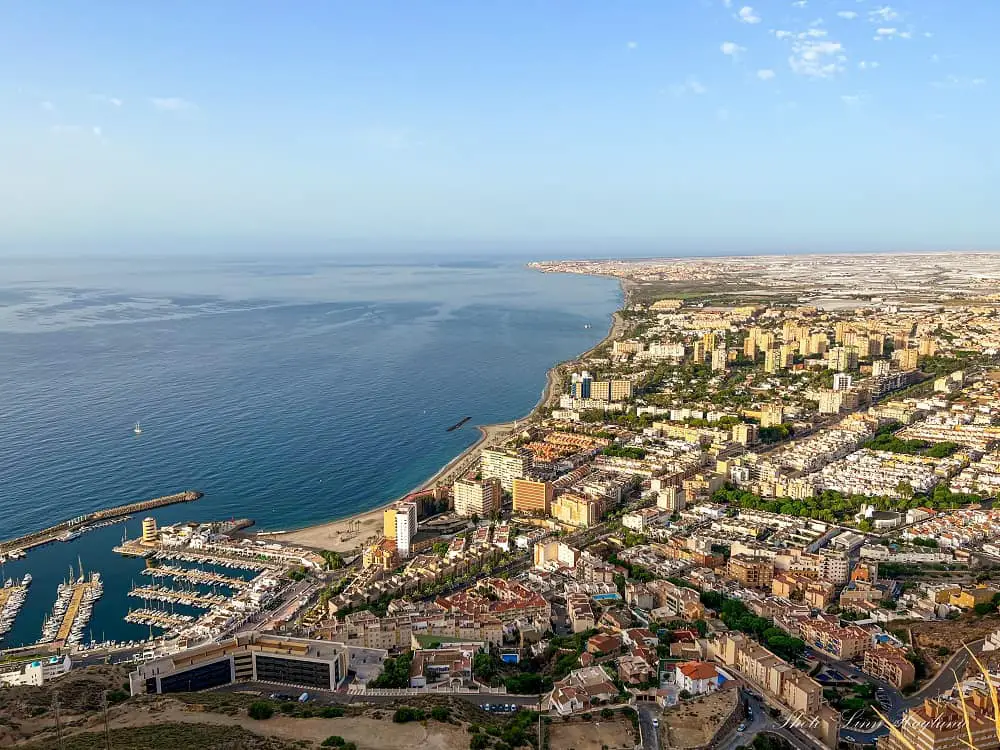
[0,254,620,647]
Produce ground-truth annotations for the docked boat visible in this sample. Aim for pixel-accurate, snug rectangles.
[21,574,31,587]
[133,422,142,435]
[60,531,81,542]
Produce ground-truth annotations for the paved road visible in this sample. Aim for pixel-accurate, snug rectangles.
[637,704,659,750]
[214,681,544,707]
[903,638,985,707]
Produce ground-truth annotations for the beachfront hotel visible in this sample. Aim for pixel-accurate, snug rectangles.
[480,448,532,492]
[453,476,501,518]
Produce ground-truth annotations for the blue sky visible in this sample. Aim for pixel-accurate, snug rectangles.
[1,0,998,253]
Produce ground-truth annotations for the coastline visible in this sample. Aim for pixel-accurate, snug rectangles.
[273,276,629,553]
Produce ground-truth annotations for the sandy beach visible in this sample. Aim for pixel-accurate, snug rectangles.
[274,277,629,553]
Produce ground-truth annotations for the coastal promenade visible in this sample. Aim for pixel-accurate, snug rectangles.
[272,282,630,554]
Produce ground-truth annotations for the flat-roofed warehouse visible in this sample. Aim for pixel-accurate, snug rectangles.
[130,631,350,695]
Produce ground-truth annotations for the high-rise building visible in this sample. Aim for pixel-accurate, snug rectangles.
[512,478,554,516]
[692,341,706,363]
[701,332,718,351]
[743,336,758,359]
[827,346,859,372]
[481,449,532,492]
[764,347,780,374]
[918,335,937,357]
[711,348,728,372]
[832,372,853,392]
[760,404,784,428]
[779,344,796,367]
[818,391,843,415]
[731,423,759,446]
[892,348,919,371]
[570,371,593,399]
[383,508,398,540]
[871,359,891,376]
[141,517,158,544]
[453,477,501,518]
[610,380,634,401]
[657,486,687,513]
[551,493,604,527]
[394,502,418,558]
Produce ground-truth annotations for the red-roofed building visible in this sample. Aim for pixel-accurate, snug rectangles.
[675,661,720,696]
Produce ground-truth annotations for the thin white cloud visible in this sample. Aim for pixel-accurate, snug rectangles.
[93,94,123,107]
[798,29,828,38]
[723,0,733,7]
[874,27,911,40]
[149,97,196,112]
[869,6,900,23]
[858,60,880,70]
[841,94,863,105]
[791,0,807,7]
[721,41,746,57]
[738,6,761,24]
[669,77,708,96]
[40,101,55,112]
[716,107,731,121]
[788,39,846,78]
[837,11,858,20]
[626,41,638,50]
[757,69,776,80]
[932,76,987,89]
[774,30,794,39]
[49,124,102,137]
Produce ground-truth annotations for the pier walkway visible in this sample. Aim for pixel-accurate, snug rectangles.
[128,586,227,610]
[140,565,247,589]
[0,490,202,557]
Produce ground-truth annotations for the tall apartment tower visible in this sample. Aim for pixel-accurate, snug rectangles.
[760,403,784,428]
[481,448,532,492]
[512,478,554,516]
[453,477,502,518]
[394,502,418,558]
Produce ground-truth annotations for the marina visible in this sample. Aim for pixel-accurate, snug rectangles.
[0,576,30,641]
[38,565,103,646]
[139,564,249,590]
[127,584,229,610]
[124,608,195,631]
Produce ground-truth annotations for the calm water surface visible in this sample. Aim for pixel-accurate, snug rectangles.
[0,254,620,646]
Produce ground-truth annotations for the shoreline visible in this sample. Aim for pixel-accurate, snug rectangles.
[273,276,629,553]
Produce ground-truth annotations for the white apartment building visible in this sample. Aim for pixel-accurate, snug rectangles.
[453,477,501,518]
[395,502,418,558]
[481,449,532,492]
[0,655,72,687]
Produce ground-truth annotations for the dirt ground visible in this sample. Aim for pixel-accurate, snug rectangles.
[548,718,636,750]
[14,699,470,750]
[909,614,1000,673]
[660,689,738,749]
[111,701,469,750]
